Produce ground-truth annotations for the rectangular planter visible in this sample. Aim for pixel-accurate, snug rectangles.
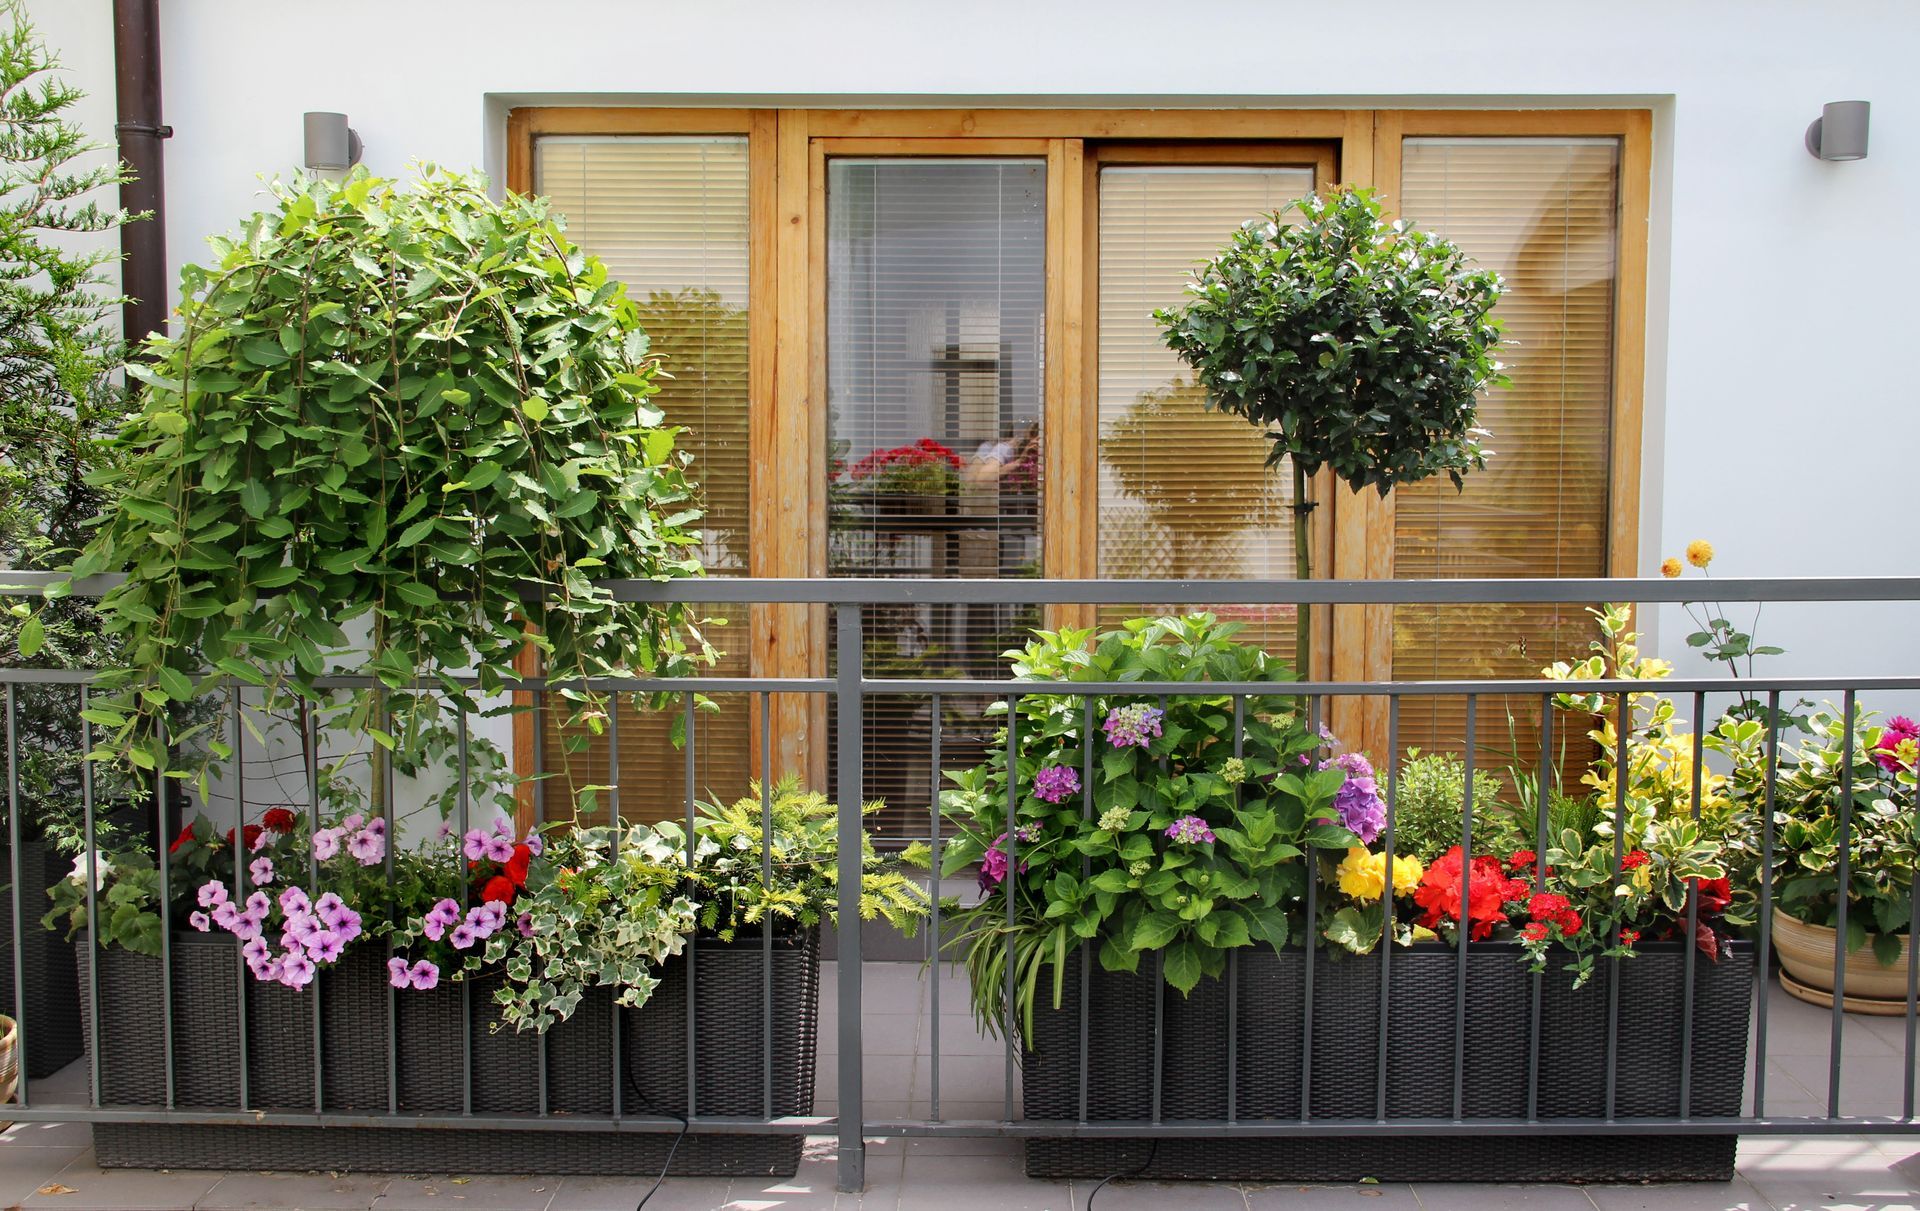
[1021,941,1754,1183]
[1,838,83,1078]
[78,928,819,1176]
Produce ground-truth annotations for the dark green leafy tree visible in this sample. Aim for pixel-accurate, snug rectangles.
[1,0,142,848]
[62,166,711,810]
[1155,189,1506,671]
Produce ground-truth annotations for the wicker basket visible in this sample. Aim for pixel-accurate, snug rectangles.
[1021,940,1754,1182]
[81,928,819,1176]
[0,838,84,1078]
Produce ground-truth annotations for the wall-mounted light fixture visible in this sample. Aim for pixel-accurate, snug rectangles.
[302,111,363,172]
[1805,100,1870,161]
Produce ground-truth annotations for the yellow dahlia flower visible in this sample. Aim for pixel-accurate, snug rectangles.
[1659,557,1683,578]
[1686,539,1714,569]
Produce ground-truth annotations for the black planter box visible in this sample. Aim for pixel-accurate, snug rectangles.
[77,929,819,1176]
[1020,941,1754,1183]
[0,838,83,1078]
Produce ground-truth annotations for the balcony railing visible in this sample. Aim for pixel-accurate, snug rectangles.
[2,572,1918,1192]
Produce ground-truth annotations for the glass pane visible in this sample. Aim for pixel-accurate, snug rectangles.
[1390,138,1621,774]
[825,158,1047,837]
[534,135,752,821]
[1096,165,1316,660]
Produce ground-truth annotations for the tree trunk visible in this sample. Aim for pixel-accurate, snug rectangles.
[1292,458,1312,679]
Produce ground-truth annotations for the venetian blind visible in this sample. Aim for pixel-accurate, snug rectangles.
[533,136,752,822]
[1095,165,1316,661]
[1390,138,1621,768]
[825,159,1047,837]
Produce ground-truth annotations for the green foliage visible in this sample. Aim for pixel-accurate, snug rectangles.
[1390,748,1515,862]
[671,776,929,940]
[0,0,143,845]
[60,167,711,805]
[1154,188,1505,500]
[940,614,1346,1038]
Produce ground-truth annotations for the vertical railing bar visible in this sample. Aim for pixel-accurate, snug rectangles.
[1680,690,1704,1119]
[762,691,775,1123]
[834,605,867,1194]
[1754,689,1779,1119]
[156,711,175,1108]
[532,686,548,1117]
[379,693,397,1116]
[1907,687,1920,1119]
[229,686,250,1113]
[1301,696,1317,1123]
[1605,691,1627,1121]
[1078,693,1093,1125]
[610,692,626,1120]
[1152,949,1164,1125]
[1454,693,1476,1122]
[305,701,322,1114]
[1526,693,1550,1122]
[1003,691,1018,1125]
[1229,694,1244,1126]
[1377,695,1400,1122]
[80,686,101,1108]
[454,700,471,1119]
[1830,687,1856,1120]
[928,691,942,1121]
[681,690,694,1124]
[5,685,27,1110]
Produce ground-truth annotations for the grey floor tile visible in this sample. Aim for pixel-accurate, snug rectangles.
[1082,1176,1250,1208]
[1245,1182,1419,1209]
[0,1147,86,1207]
[1584,1178,1774,1211]
[0,1120,93,1150]
[1403,1184,1599,1210]
[17,1152,223,1209]
[1749,1184,1920,1211]
[197,1169,392,1209]
[891,1154,1070,1211]
[371,1173,559,1210]
[547,1175,732,1211]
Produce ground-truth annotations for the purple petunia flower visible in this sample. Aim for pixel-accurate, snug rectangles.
[305,930,346,963]
[245,891,271,917]
[1165,815,1217,845]
[248,828,274,854]
[523,831,544,858]
[188,911,211,932]
[1034,765,1080,804]
[197,881,227,909]
[461,829,489,862]
[348,828,385,866]
[278,886,311,915]
[482,834,515,863]
[312,892,345,926]
[332,910,362,943]
[464,906,497,940]
[516,912,535,938]
[341,813,364,832]
[243,937,272,965]
[211,900,241,931]
[406,960,439,991]
[248,856,275,886]
[366,817,388,839]
[283,911,321,946]
[449,923,478,950]
[387,956,411,988]
[491,816,514,839]
[1102,705,1165,750]
[310,828,342,861]
[249,955,281,982]
[278,951,316,988]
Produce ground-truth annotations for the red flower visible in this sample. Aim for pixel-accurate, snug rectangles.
[169,825,195,855]
[504,843,532,889]
[261,808,297,834]
[1524,891,1582,937]
[1620,928,1640,946]
[1620,850,1650,871]
[1509,850,1537,871]
[1696,877,1732,915]
[224,824,264,851]
[480,875,517,906]
[1521,922,1551,942]
[1413,847,1515,941]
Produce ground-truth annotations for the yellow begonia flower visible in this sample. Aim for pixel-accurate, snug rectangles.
[1659,557,1683,578]
[1686,539,1714,569]
[1336,847,1425,901]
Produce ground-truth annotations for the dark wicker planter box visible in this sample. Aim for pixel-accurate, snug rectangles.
[1021,940,1754,1183]
[78,929,820,1176]
[1,838,83,1078]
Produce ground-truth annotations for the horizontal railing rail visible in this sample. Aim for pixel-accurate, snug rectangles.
[2,573,1917,1193]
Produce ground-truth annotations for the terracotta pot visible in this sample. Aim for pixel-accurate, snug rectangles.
[1772,906,1913,1011]
[0,1013,16,1104]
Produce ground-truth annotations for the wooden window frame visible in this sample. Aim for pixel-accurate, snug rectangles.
[506,106,1652,783]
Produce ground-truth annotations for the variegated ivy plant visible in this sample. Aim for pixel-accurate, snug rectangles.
[49,166,712,807]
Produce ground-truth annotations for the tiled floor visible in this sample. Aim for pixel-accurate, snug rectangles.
[6,964,1920,1210]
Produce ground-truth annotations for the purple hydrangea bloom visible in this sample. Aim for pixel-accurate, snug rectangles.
[976,833,1030,892]
[1102,705,1165,750]
[1034,765,1080,804]
[197,881,227,909]
[1333,772,1387,846]
[1165,815,1217,845]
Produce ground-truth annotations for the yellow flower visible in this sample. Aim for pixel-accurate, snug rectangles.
[1659,557,1683,578]
[1893,738,1918,769]
[1685,539,1714,569]
[1336,847,1424,901]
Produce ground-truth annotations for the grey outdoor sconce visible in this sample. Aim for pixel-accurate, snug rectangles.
[303,111,363,172]
[1806,100,1870,161]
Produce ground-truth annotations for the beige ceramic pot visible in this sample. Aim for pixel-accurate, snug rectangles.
[0,1013,15,1104]
[1773,906,1913,1013]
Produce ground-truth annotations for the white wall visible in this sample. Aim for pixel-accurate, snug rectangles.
[22,0,1920,712]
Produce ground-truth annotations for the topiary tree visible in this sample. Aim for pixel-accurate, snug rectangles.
[64,167,710,809]
[1155,188,1506,673]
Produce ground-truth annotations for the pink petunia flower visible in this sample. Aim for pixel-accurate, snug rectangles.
[406,960,439,991]
[310,829,342,861]
[249,856,275,886]
[347,829,385,866]
[188,911,211,932]
[197,881,228,909]
[387,956,411,989]
[305,930,346,963]
[278,951,316,988]
[278,886,312,915]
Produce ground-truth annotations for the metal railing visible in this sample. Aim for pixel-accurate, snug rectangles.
[3,572,1919,1194]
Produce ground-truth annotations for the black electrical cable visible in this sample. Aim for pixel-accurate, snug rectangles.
[624,1055,689,1210]
[1083,1139,1159,1210]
